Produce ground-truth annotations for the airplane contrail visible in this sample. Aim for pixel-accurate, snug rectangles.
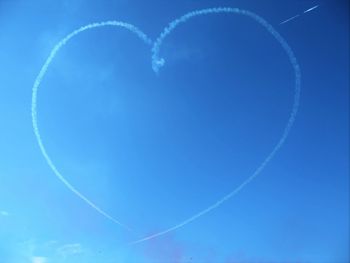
[280,4,320,25]
[280,14,300,25]
[130,7,301,245]
[304,5,319,13]
[31,21,152,232]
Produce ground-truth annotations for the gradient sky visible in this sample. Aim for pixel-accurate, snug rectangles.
[0,0,349,262]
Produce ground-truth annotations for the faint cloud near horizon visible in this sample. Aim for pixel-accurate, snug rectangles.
[0,210,10,216]
[17,239,84,263]
[57,243,83,258]
[31,256,47,263]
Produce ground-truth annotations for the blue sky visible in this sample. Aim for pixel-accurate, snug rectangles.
[0,0,348,262]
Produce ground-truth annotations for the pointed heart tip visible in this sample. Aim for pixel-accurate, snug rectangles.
[152,58,166,73]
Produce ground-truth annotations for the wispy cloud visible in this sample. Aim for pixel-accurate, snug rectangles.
[0,210,10,216]
[56,243,83,258]
[16,239,85,263]
[31,256,47,263]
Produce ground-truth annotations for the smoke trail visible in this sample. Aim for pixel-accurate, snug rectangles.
[130,7,301,244]
[32,9,301,244]
[31,21,152,231]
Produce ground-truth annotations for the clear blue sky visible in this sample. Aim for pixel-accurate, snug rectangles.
[0,0,348,262]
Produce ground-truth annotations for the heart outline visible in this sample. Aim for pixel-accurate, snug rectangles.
[31,7,301,244]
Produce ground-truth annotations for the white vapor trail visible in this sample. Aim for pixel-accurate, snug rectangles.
[280,14,300,25]
[280,4,320,25]
[31,21,152,231]
[31,8,301,245]
[130,7,301,245]
[304,5,319,14]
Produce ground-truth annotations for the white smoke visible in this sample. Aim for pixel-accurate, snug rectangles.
[31,8,301,245]
[131,7,301,244]
[31,21,152,231]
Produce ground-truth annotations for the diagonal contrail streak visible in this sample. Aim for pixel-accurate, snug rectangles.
[280,14,300,25]
[304,5,319,13]
[280,4,320,25]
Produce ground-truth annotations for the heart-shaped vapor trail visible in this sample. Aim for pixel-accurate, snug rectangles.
[31,7,301,245]
[31,21,152,232]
